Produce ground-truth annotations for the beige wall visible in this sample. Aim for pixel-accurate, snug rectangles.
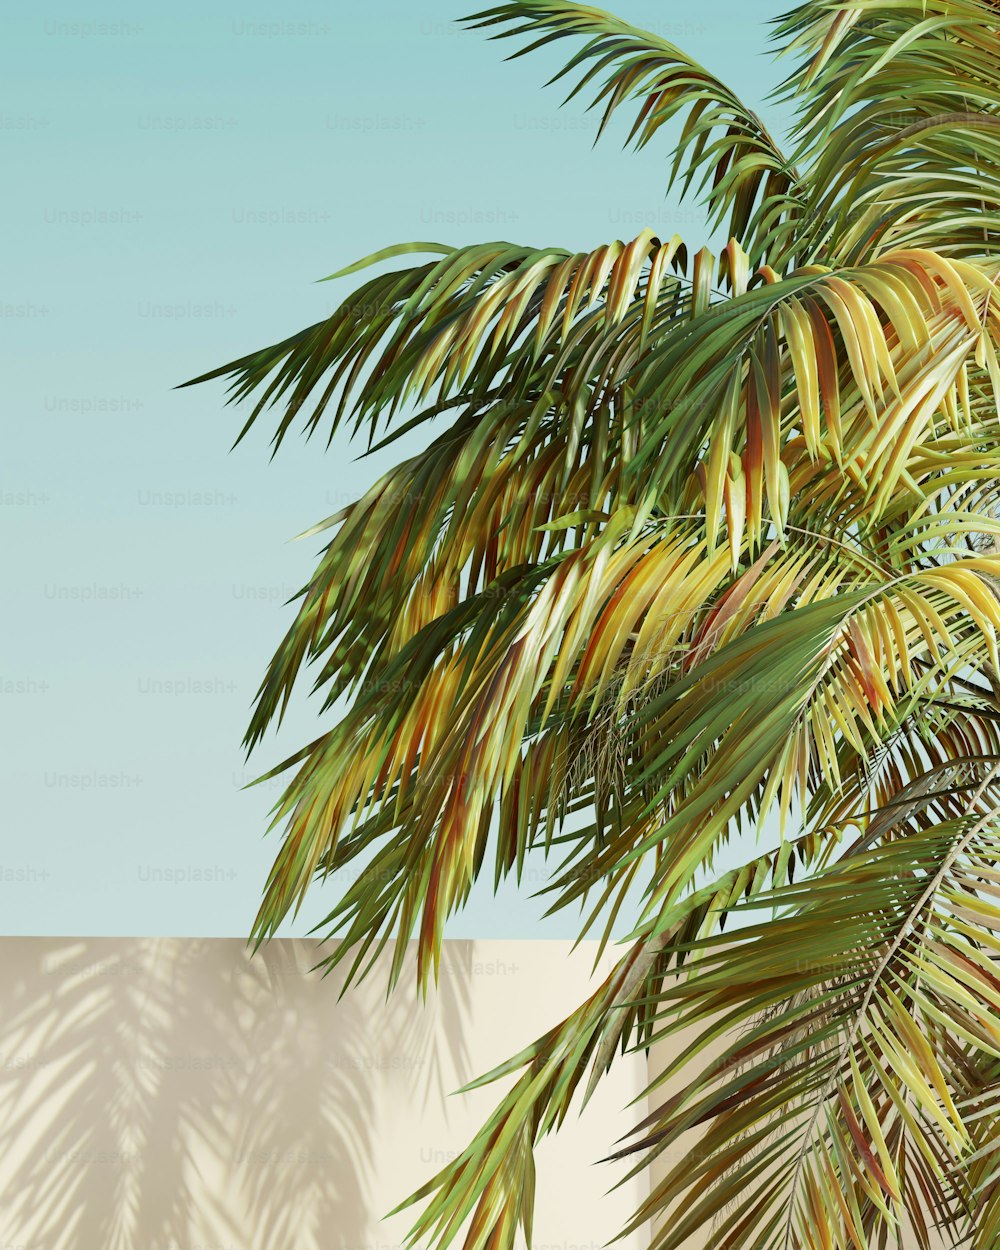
[0,938,649,1250]
[0,937,943,1249]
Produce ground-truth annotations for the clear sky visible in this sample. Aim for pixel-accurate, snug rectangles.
[2,1,792,937]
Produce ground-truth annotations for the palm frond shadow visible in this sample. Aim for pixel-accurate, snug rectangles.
[0,937,472,1250]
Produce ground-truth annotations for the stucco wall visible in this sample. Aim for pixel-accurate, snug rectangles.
[0,936,943,1249]
[0,938,649,1250]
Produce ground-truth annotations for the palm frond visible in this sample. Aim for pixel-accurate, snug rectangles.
[773,0,1000,263]
[616,758,1000,1249]
[464,2,803,257]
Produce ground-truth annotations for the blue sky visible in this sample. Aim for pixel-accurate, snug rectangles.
[2,1,791,936]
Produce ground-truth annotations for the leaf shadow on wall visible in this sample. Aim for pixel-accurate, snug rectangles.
[0,936,473,1250]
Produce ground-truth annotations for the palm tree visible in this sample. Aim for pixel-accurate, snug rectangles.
[186,1,1000,1246]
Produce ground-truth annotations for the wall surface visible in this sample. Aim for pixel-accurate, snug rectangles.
[0,937,649,1250]
[0,936,956,1249]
